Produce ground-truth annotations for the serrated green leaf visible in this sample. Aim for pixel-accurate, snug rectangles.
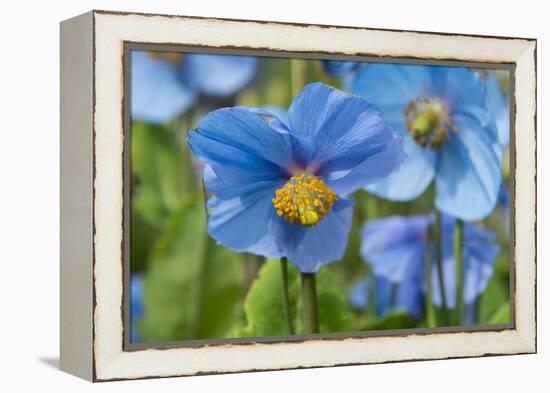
[139,195,243,342]
[131,122,187,226]
[239,259,356,337]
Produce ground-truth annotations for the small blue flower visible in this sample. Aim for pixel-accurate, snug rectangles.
[350,275,423,319]
[188,82,406,273]
[484,71,510,149]
[359,214,499,321]
[351,64,502,221]
[131,51,258,123]
[130,275,144,343]
[321,60,363,77]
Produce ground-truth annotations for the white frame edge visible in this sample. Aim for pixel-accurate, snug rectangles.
[61,10,536,382]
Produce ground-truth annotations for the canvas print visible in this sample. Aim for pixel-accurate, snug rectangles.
[128,50,511,344]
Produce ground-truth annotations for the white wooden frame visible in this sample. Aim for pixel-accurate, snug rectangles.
[60,10,537,382]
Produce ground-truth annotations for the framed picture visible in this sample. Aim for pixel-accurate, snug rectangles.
[60,10,537,382]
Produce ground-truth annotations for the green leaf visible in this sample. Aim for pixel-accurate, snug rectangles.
[239,259,356,337]
[362,310,418,331]
[487,303,510,325]
[130,205,161,273]
[131,122,187,226]
[139,195,243,342]
[478,268,510,325]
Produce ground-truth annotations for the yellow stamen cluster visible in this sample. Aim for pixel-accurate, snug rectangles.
[272,173,337,227]
[404,97,455,149]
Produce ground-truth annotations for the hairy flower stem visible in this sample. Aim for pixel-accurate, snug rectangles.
[454,219,464,326]
[425,225,437,328]
[280,258,295,334]
[434,211,450,325]
[301,273,320,333]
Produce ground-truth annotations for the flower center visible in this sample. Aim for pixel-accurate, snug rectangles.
[272,173,337,227]
[404,98,453,149]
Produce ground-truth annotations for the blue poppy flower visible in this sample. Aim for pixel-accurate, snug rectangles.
[360,214,499,322]
[350,275,423,319]
[351,64,502,221]
[321,60,363,77]
[130,275,144,343]
[188,82,406,273]
[131,51,258,123]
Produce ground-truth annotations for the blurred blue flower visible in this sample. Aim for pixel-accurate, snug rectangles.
[484,71,510,149]
[497,181,510,232]
[188,82,405,273]
[350,275,423,319]
[131,51,258,123]
[351,64,502,221]
[130,275,144,343]
[321,60,362,77]
[358,214,499,322]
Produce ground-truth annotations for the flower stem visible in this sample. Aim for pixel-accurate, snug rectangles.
[367,272,377,321]
[280,257,295,334]
[454,219,464,326]
[425,225,437,327]
[434,211,450,325]
[366,192,378,221]
[301,272,319,334]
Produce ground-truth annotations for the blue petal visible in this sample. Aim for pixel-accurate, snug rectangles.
[485,72,510,148]
[322,60,362,77]
[428,67,490,123]
[431,221,499,309]
[130,275,144,343]
[185,54,257,96]
[206,191,283,258]
[462,225,500,304]
[349,278,369,309]
[435,114,502,220]
[287,83,406,195]
[250,106,290,129]
[351,64,437,200]
[365,133,436,200]
[131,51,196,123]
[188,107,296,188]
[361,215,429,284]
[272,198,354,273]
[203,164,280,202]
[394,279,424,319]
[350,276,423,319]
[351,63,432,109]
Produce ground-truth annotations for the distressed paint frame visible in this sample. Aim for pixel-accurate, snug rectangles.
[60,10,537,382]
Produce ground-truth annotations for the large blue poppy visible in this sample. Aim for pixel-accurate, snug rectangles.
[357,214,499,322]
[188,82,406,273]
[351,64,502,221]
[131,51,258,123]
